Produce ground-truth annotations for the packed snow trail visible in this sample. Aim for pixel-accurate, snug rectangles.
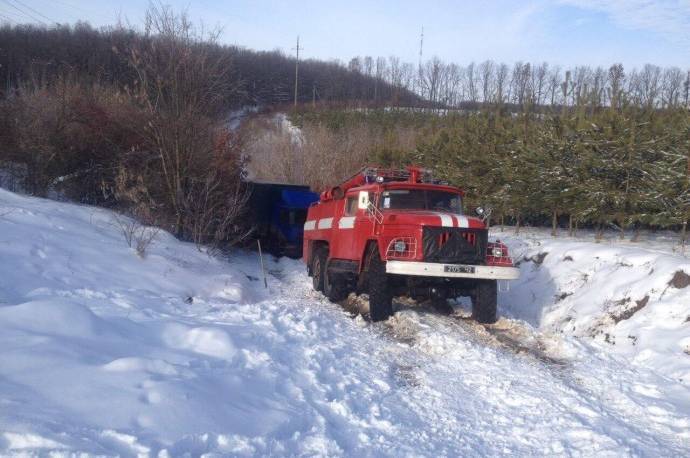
[1,189,689,456]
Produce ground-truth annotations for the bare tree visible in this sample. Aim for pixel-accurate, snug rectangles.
[608,63,625,110]
[420,57,446,106]
[547,66,561,107]
[128,4,246,245]
[388,56,403,104]
[479,60,495,104]
[510,62,532,109]
[532,62,548,107]
[571,66,593,107]
[495,63,509,106]
[466,62,478,103]
[661,67,684,108]
[590,66,606,110]
[363,56,374,99]
[348,56,362,73]
[637,64,662,109]
[374,56,387,102]
[443,63,463,107]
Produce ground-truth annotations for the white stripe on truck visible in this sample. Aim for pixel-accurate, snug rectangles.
[338,216,355,229]
[304,220,316,231]
[317,217,333,229]
[434,213,454,227]
[454,215,469,228]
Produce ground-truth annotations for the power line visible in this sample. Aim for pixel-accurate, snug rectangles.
[34,0,80,22]
[45,0,90,15]
[0,12,15,23]
[8,0,54,24]
[0,0,44,24]
[2,0,47,25]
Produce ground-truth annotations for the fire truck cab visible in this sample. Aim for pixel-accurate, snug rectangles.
[303,166,519,322]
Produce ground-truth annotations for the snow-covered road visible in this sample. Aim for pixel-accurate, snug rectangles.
[1,189,689,456]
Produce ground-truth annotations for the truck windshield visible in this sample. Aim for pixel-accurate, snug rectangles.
[380,189,463,214]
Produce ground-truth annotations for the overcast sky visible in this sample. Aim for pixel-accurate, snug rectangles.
[1,0,689,69]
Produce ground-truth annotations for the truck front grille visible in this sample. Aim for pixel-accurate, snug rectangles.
[422,227,487,264]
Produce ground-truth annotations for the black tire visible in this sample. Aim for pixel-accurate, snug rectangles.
[471,280,498,324]
[366,245,393,322]
[312,247,326,292]
[324,269,349,302]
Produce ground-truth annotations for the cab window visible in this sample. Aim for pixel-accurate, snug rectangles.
[344,196,358,216]
[380,189,463,214]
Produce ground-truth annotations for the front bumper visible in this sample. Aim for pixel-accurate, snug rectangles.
[386,260,520,280]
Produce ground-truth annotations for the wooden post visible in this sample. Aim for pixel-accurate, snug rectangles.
[257,240,268,289]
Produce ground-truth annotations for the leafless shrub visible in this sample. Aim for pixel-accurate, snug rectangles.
[126,4,247,244]
[3,77,146,201]
[190,129,253,251]
[112,213,160,258]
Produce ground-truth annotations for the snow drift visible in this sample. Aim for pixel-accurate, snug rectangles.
[498,229,690,386]
[1,188,690,456]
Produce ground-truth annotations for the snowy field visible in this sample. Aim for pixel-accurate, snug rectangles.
[1,188,690,456]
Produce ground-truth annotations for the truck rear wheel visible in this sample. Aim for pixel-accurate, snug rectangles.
[312,247,327,292]
[471,280,497,324]
[366,245,393,322]
[324,268,349,302]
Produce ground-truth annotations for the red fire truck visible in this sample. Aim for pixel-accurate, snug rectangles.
[302,166,519,323]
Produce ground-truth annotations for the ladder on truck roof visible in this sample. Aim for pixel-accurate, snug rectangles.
[320,165,449,202]
[360,165,447,185]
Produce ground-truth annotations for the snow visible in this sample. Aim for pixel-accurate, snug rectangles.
[227,105,260,131]
[1,188,690,456]
[496,227,690,386]
[275,112,304,146]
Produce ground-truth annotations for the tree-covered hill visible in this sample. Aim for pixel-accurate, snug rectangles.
[0,22,420,107]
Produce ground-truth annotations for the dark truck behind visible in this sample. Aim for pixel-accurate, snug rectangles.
[247,182,319,258]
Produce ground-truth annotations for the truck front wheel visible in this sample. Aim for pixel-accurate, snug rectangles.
[366,246,393,322]
[312,248,327,292]
[471,280,498,324]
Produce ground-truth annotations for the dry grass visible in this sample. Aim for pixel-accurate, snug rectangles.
[242,115,419,191]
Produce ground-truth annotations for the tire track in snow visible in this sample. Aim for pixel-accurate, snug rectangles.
[267,262,690,455]
[385,303,690,455]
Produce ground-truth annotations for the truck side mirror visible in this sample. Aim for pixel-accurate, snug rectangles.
[475,207,484,216]
[358,190,370,210]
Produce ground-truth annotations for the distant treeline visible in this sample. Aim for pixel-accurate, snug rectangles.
[0,22,419,107]
[345,56,690,112]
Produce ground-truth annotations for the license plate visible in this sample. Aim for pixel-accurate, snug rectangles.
[444,265,475,274]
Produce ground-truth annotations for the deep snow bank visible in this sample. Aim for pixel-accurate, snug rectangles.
[498,228,690,385]
[2,190,690,456]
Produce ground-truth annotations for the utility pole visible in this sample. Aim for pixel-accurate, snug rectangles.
[293,36,301,107]
[417,26,424,107]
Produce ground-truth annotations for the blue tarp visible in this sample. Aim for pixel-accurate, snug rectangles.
[280,189,319,208]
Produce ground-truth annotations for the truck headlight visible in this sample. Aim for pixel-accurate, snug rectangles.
[492,247,503,257]
[393,240,407,253]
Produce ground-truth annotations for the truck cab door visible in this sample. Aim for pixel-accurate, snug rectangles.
[337,190,376,260]
[354,190,377,252]
[329,194,355,260]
